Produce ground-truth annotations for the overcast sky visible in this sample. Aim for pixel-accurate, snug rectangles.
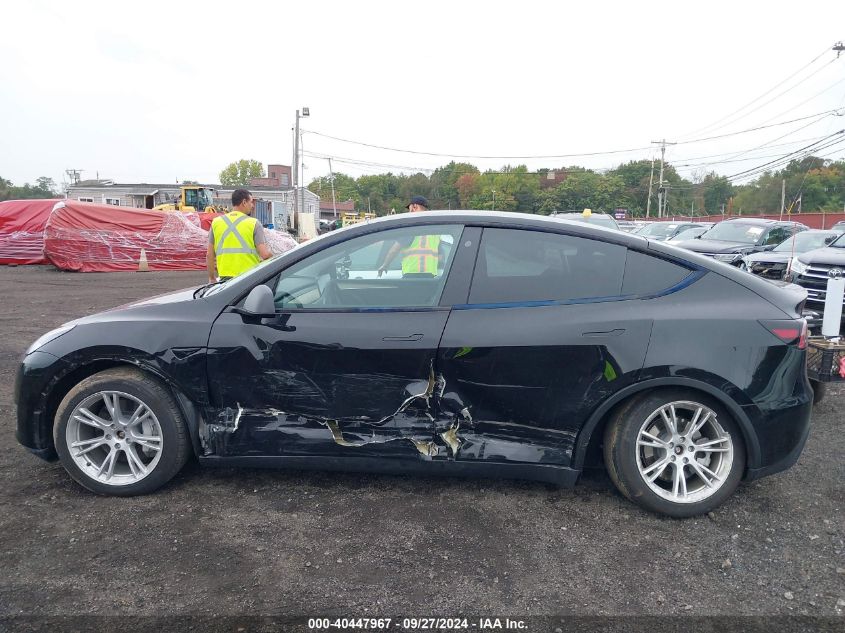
[2,0,844,190]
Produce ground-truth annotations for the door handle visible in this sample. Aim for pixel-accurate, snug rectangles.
[382,333,424,342]
[581,328,626,337]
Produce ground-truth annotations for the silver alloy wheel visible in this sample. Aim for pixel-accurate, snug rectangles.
[65,390,164,486]
[635,400,734,504]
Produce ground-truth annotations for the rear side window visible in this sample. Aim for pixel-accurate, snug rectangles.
[622,250,693,296]
[469,228,626,303]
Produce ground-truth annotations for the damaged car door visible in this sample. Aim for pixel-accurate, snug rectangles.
[204,224,465,460]
[435,227,661,471]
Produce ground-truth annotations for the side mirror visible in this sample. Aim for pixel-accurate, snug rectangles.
[240,285,276,317]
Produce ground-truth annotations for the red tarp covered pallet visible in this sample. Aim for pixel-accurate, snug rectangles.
[0,199,61,265]
[44,200,297,272]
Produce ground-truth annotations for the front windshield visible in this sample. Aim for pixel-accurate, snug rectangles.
[773,232,836,253]
[829,233,845,248]
[701,223,765,244]
[638,223,678,238]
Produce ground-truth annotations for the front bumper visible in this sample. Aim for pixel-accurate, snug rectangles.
[15,351,65,461]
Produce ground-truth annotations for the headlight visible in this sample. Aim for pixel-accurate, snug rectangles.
[26,324,75,354]
[790,258,809,276]
[714,253,741,262]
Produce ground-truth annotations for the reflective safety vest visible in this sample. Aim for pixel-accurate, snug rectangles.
[211,211,261,278]
[401,235,440,275]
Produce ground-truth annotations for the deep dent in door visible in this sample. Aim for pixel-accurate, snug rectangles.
[200,364,476,459]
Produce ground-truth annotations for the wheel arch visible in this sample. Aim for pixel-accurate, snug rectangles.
[43,359,203,459]
[573,377,761,474]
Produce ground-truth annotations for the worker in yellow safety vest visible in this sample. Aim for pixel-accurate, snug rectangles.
[377,196,443,277]
[206,188,273,282]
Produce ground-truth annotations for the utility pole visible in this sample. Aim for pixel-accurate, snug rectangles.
[293,107,310,223]
[492,189,496,211]
[651,139,676,218]
[780,179,786,220]
[646,156,655,218]
[327,158,338,219]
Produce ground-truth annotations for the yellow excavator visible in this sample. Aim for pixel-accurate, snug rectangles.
[153,186,223,213]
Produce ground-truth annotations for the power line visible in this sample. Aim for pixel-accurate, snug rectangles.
[303,130,654,160]
[659,134,845,190]
[675,45,834,139]
[677,113,839,175]
[678,57,840,140]
[669,135,829,163]
[756,74,845,126]
[303,108,842,166]
[673,109,840,145]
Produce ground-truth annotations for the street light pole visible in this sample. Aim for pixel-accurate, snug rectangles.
[327,157,337,219]
[492,189,496,211]
[293,107,309,222]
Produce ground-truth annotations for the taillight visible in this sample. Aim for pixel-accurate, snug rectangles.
[760,319,807,348]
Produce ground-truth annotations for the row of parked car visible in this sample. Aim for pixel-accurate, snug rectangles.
[551,211,845,320]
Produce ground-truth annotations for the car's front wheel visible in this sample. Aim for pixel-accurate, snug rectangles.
[54,368,191,495]
[603,390,746,517]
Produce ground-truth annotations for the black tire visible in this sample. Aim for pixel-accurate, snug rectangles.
[603,389,746,518]
[54,367,191,496]
[811,379,826,406]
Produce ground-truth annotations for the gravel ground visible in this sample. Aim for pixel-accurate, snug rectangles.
[0,266,842,631]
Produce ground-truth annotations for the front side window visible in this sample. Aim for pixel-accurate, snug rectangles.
[469,228,626,304]
[763,227,790,246]
[272,224,462,310]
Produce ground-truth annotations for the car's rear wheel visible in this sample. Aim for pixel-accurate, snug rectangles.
[603,390,746,518]
[54,368,191,495]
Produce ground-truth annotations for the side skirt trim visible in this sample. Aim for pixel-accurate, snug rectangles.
[198,455,580,487]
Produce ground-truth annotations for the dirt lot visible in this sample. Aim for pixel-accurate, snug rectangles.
[0,266,842,631]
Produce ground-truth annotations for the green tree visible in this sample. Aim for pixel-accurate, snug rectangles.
[455,173,480,209]
[308,173,360,208]
[35,177,59,196]
[0,176,60,201]
[606,160,654,215]
[219,159,265,186]
[700,173,733,215]
[537,170,627,214]
[429,162,479,209]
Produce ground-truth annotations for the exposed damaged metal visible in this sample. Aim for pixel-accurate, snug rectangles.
[202,364,474,460]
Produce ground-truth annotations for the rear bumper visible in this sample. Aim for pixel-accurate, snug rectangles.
[745,408,811,481]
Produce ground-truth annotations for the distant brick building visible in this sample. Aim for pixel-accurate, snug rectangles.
[540,170,568,189]
[249,164,292,188]
[319,199,355,220]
